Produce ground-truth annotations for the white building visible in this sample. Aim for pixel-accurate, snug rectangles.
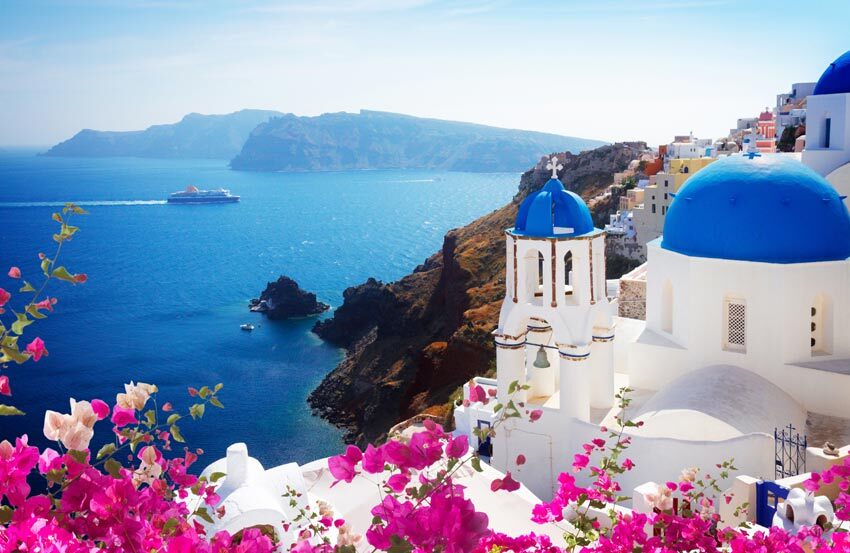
[455,153,850,501]
[802,50,850,198]
[775,82,816,140]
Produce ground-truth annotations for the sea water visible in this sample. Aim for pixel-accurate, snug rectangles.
[0,149,516,466]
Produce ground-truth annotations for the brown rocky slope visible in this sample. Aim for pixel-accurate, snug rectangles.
[308,142,648,445]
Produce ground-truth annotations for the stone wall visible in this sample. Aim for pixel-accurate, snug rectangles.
[618,265,647,320]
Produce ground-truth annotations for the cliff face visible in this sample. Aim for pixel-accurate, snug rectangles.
[230,110,607,172]
[308,142,648,445]
[43,110,282,159]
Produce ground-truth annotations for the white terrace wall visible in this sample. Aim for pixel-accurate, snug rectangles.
[495,413,774,502]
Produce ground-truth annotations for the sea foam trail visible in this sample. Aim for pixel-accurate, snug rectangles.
[0,200,167,208]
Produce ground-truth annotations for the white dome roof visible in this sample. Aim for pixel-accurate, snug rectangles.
[631,365,806,441]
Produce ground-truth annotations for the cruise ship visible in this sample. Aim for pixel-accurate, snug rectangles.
[167,186,240,204]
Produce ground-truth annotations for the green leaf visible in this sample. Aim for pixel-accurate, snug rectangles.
[41,258,51,276]
[51,266,76,283]
[25,303,46,319]
[11,313,32,335]
[162,518,179,535]
[189,403,205,420]
[68,449,88,465]
[193,507,214,524]
[52,212,63,223]
[1,345,30,364]
[387,536,414,553]
[144,409,156,426]
[0,404,25,416]
[214,383,223,393]
[19,281,35,293]
[471,456,483,472]
[104,458,122,478]
[198,386,211,399]
[209,397,224,409]
[210,471,226,483]
[170,424,185,443]
[0,506,11,525]
[96,443,117,460]
[166,413,181,425]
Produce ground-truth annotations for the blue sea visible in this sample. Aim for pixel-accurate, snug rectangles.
[0,149,517,467]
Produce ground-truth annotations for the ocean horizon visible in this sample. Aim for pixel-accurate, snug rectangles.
[0,149,517,467]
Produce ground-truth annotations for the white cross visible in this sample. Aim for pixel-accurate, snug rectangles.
[546,156,563,179]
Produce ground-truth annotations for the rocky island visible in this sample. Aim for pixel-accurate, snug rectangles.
[230,110,607,172]
[251,276,329,320]
[308,142,647,446]
[43,109,283,159]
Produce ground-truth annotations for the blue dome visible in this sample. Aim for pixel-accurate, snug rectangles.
[513,178,595,237]
[813,50,850,95]
[662,155,850,264]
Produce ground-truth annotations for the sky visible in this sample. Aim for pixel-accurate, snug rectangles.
[1,0,849,147]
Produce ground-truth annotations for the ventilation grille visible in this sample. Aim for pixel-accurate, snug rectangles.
[726,300,746,350]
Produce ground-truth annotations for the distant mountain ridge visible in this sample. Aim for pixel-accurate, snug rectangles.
[230,110,606,172]
[43,109,283,159]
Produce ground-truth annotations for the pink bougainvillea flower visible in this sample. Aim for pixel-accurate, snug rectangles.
[34,297,56,312]
[0,435,39,507]
[516,454,526,466]
[362,443,384,474]
[162,402,173,412]
[445,435,468,459]
[623,457,635,470]
[111,405,138,428]
[0,375,10,396]
[386,472,410,493]
[7,267,20,279]
[529,409,543,422]
[25,337,47,361]
[0,288,10,307]
[73,273,87,283]
[37,447,61,474]
[468,384,488,404]
[572,453,589,472]
[491,472,521,493]
[90,399,109,420]
[501,472,521,492]
[329,445,362,485]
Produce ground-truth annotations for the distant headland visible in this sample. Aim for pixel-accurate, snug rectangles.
[42,109,606,173]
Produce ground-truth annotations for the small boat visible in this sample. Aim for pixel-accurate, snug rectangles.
[240,324,254,331]
[167,186,240,204]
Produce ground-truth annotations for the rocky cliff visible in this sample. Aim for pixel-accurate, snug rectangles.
[253,276,329,319]
[308,142,648,445]
[230,110,607,172]
[43,110,283,159]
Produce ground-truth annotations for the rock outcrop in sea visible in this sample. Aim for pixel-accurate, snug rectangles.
[308,142,648,446]
[252,276,329,320]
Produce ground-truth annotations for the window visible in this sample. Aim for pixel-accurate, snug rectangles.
[664,193,668,200]
[537,252,544,287]
[824,118,832,148]
[563,251,573,287]
[683,166,689,174]
[652,204,656,214]
[724,298,746,352]
[661,205,666,215]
